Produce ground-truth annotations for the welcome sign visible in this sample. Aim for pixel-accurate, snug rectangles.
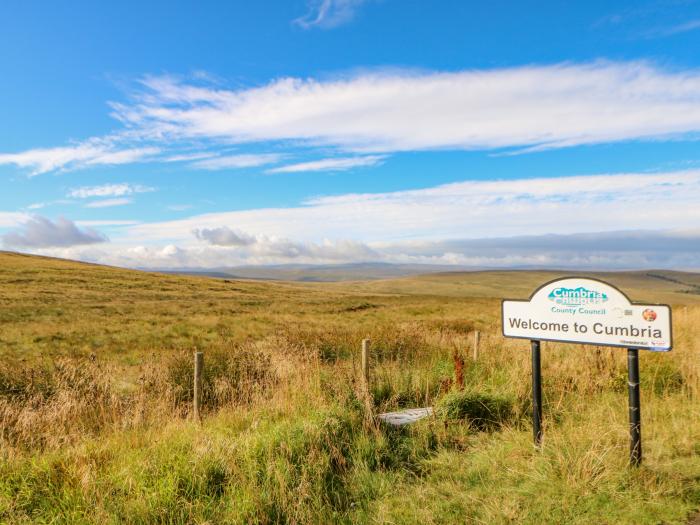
[501,277,672,465]
[502,277,672,351]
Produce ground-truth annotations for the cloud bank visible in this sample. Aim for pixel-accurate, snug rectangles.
[7,168,698,270]
[2,216,108,248]
[121,169,700,245]
[21,228,700,271]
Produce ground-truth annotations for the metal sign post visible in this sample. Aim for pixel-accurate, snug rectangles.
[531,340,542,447]
[502,277,672,466]
[627,348,642,466]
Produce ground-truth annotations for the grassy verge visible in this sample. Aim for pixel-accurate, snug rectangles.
[1,253,699,523]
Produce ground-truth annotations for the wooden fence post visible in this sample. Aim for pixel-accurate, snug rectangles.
[193,351,203,422]
[453,348,465,389]
[360,339,375,422]
[361,339,370,388]
[473,331,480,361]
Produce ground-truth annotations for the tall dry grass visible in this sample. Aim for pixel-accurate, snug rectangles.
[0,335,318,452]
[2,307,697,454]
[1,304,698,524]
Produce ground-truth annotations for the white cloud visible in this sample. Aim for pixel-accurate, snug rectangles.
[0,139,159,176]
[2,216,108,248]
[268,155,386,173]
[122,169,700,245]
[113,62,700,154]
[0,212,30,228]
[192,226,379,262]
[76,220,140,226]
[190,153,283,170]
[647,19,700,38]
[5,61,700,177]
[294,0,368,29]
[68,183,154,199]
[193,226,255,246]
[163,152,216,162]
[23,199,75,211]
[85,198,133,208]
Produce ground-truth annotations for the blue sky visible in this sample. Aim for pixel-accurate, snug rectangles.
[2,0,700,269]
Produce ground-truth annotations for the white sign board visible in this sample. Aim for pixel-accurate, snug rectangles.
[502,277,672,351]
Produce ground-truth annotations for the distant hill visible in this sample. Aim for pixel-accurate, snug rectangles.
[337,268,700,305]
[158,262,473,282]
[157,263,700,300]
[4,251,700,305]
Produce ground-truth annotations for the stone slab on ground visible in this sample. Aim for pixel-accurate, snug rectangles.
[378,407,434,426]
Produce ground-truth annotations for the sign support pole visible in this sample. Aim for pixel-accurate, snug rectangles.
[627,348,642,466]
[531,340,542,447]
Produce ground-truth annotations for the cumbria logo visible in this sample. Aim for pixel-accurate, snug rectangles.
[548,286,609,306]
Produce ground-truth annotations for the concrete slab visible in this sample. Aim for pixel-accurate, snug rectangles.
[378,407,434,426]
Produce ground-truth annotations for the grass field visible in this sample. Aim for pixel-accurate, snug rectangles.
[1,251,699,524]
